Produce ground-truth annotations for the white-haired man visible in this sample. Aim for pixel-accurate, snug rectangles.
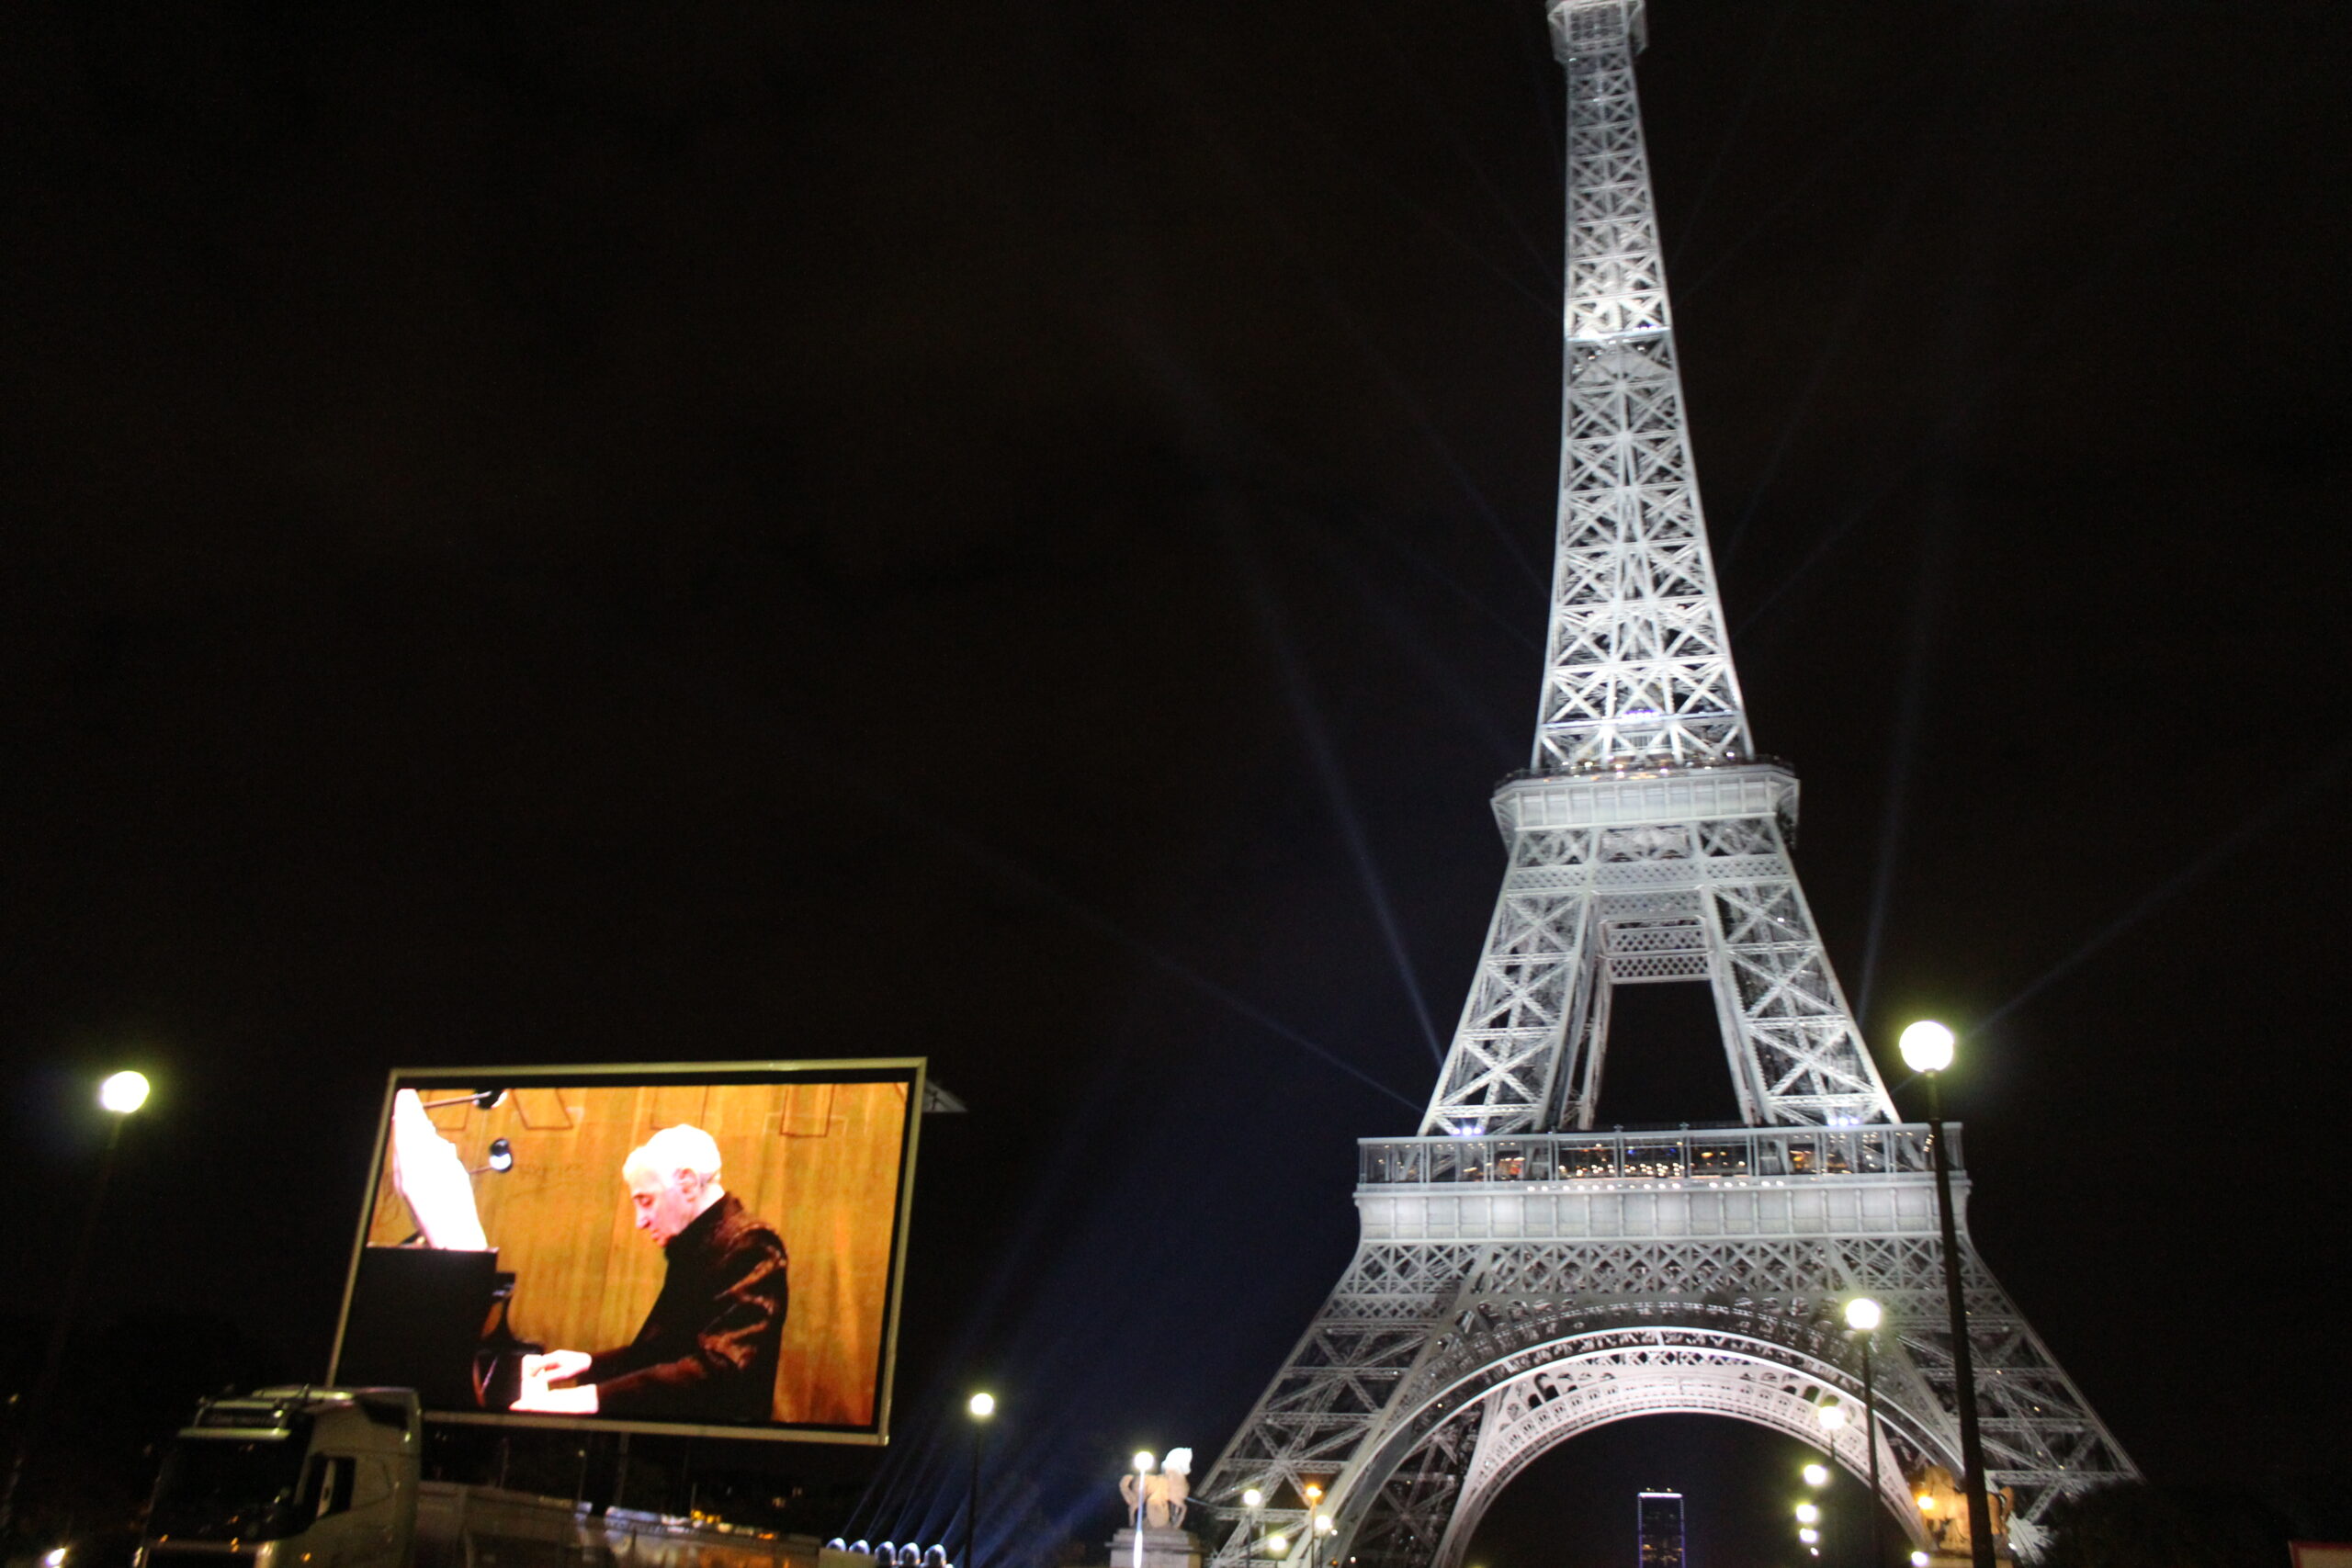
[514,1124,788,1421]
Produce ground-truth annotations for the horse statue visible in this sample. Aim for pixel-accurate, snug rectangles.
[1119,1449,1193,1529]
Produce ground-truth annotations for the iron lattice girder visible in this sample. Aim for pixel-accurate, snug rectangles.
[1200,1147,2134,1568]
[1422,766,1893,1134]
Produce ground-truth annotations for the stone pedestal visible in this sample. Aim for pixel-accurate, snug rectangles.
[1108,1528,1202,1568]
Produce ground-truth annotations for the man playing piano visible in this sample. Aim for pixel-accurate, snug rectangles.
[511,1124,789,1422]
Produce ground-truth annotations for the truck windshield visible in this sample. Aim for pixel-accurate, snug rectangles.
[149,1435,313,1541]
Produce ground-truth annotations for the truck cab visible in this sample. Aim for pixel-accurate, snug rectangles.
[137,1389,420,1568]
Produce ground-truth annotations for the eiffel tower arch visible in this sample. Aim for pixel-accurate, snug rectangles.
[1196,2,2136,1562]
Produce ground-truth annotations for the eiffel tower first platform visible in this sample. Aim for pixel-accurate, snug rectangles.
[1195,2,2135,1563]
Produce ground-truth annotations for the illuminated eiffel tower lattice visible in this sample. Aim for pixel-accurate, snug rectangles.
[1196,3,2135,1562]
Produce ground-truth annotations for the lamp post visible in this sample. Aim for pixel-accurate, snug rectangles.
[1900,1021,1996,1568]
[1241,1488,1264,1568]
[1846,1297,1884,1568]
[1798,1463,1830,1565]
[0,1071,152,1535]
[964,1393,994,1568]
[1131,1453,1155,1568]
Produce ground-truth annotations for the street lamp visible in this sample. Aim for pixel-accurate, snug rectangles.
[1900,1020,1996,1568]
[1802,1463,1830,1489]
[964,1393,994,1568]
[1846,1297,1884,1568]
[1241,1489,1264,1568]
[1130,1454,1157,1568]
[0,1069,153,1534]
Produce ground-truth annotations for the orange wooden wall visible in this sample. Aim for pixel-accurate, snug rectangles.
[362,1081,909,1426]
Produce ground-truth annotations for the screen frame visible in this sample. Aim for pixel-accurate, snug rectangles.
[327,1058,927,1446]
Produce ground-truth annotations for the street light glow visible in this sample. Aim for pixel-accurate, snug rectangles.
[1817,1402,1849,1430]
[1798,1529,1818,1545]
[1315,1516,1334,1536]
[1266,1539,1287,1558]
[1911,1555,1930,1567]
[1898,1021,1955,1074]
[99,1071,150,1114]
[1801,1463,1829,1488]
[1845,1296,1883,1333]
[967,1393,995,1419]
[1134,1452,1155,1474]
[1794,1504,1819,1525]
[1243,1490,1264,1510]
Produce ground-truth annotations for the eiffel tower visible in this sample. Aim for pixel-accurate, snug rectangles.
[1196,2,2135,1562]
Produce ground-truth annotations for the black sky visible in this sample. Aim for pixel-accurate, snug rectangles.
[4,0,2348,1561]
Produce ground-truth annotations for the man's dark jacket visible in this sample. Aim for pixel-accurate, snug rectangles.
[585,1192,788,1421]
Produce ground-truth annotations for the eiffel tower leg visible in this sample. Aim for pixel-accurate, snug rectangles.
[1696,813,1893,1126]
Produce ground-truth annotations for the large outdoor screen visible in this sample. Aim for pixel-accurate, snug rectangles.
[329,1061,924,1444]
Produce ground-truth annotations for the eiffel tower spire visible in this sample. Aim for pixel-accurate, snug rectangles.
[1198,6,2135,1563]
[1538,0,1749,772]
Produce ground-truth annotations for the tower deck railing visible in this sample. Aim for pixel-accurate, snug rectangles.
[1359,1123,1954,1186]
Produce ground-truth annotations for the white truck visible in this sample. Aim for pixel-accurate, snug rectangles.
[135,1389,821,1568]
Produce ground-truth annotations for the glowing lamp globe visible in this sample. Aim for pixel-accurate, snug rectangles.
[1794,1504,1819,1525]
[1243,1490,1264,1510]
[1134,1452,1156,1475]
[1845,1297,1883,1333]
[1817,1402,1849,1431]
[99,1071,150,1113]
[1898,1021,1955,1074]
[967,1393,995,1420]
[1801,1464,1830,1488]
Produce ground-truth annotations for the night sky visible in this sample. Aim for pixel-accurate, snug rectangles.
[5,1,2348,1564]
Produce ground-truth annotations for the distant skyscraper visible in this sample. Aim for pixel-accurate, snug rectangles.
[1636,1493,1684,1568]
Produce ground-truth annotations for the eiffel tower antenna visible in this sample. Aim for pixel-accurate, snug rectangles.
[1197,3,2135,1562]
